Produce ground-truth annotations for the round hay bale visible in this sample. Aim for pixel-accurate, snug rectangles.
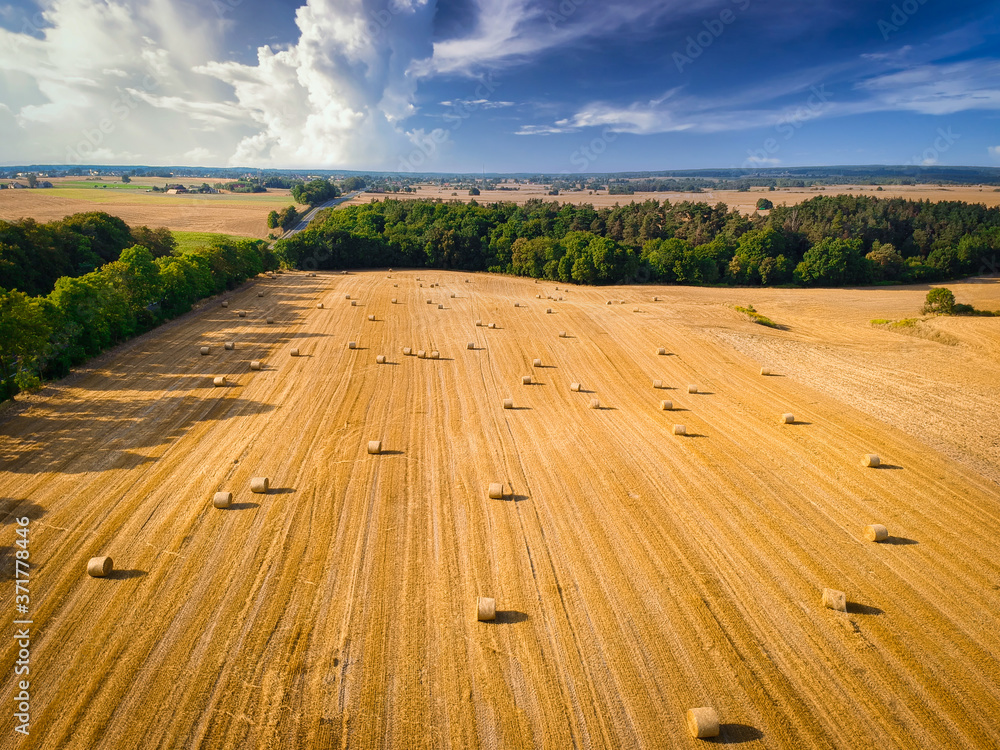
[546,308,553,314]
[653,296,660,302]
[309,272,316,277]
[367,440,382,455]
[660,400,673,411]
[250,477,269,494]
[376,355,386,364]
[200,346,211,356]
[687,384,698,394]
[633,308,641,313]
[345,294,351,300]
[403,347,413,356]
[607,300,613,305]
[316,303,324,309]
[488,323,496,329]
[438,304,444,310]
[238,310,246,317]
[213,491,233,509]
[476,320,483,327]
[570,383,581,392]
[349,342,357,350]
[657,347,666,355]
[290,348,300,357]
[451,293,456,298]
[760,367,771,376]
[865,524,889,542]
[257,291,264,297]
[467,342,476,350]
[213,376,227,387]
[589,398,600,409]
[477,597,496,621]
[430,351,440,359]
[502,398,514,410]
[266,317,274,324]
[533,358,542,367]
[559,331,567,338]
[781,413,795,424]
[417,350,426,359]
[522,375,532,385]
[514,302,520,308]
[426,299,433,304]
[863,454,881,468]
[222,301,229,308]
[250,361,262,370]
[225,341,235,350]
[822,588,847,612]
[672,424,686,435]
[653,379,663,389]
[368,314,375,321]
[391,298,398,304]
[537,294,542,299]
[352,301,358,307]
[87,556,113,578]
[488,483,504,499]
[393,284,398,288]
[415,277,421,280]
[686,708,720,739]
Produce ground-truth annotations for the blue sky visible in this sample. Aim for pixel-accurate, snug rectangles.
[0,0,998,172]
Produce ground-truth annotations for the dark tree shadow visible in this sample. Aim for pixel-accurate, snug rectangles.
[882,536,919,546]
[846,601,884,616]
[0,499,46,523]
[705,724,764,743]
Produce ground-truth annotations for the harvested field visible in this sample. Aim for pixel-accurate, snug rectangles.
[1,271,999,748]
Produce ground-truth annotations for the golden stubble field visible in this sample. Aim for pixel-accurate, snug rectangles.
[1,272,999,748]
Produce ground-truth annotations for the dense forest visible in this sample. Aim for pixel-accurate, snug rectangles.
[274,195,1000,286]
[0,212,275,401]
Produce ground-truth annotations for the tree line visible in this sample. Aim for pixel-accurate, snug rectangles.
[273,195,1000,285]
[0,212,275,401]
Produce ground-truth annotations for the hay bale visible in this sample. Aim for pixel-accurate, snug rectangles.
[477,597,496,621]
[468,342,476,350]
[250,477,269,493]
[781,413,795,424]
[633,308,640,313]
[213,376,227,387]
[367,440,382,455]
[200,346,211,356]
[238,310,246,317]
[345,294,351,300]
[660,400,673,411]
[476,320,483,327]
[376,355,386,364]
[559,331,567,338]
[488,323,496,329]
[451,293,456,298]
[250,361,262,370]
[352,301,358,307]
[213,491,233,509]
[426,299,433,304]
[368,315,375,321]
[266,317,274,324]
[653,379,663,389]
[822,588,847,612]
[488,483,504,499]
[657,348,666,355]
[393,284,398,288]
[257,291,264,297]
[225,342,235,350]
[863,454,881,468]
[522,375,532,385]
[537,294,542,299]
[503,398,513,409]
[533,358,542,367]
[653,296,660,302]
[570,383,581,392]
[290,348,300,357]
[514,302,520,308]
[403,347,413,356]
[607,300,613,305]
[438,304,444,309]
[760,367,771,376]
[686,708,720,739]
[349,342,357,350]
[865,524,889,542]
[546,308,553,314]
[316,303,324,309]
[391,298,398,304]
[589,398,600,409]
[687,385,698,394]
[417,350,426,359]
[222,301,229,308]
[673,424,686,435]
[87,556,113,578]
[430,351,440,359]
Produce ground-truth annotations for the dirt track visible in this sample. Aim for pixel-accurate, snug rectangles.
[2,272,999,748]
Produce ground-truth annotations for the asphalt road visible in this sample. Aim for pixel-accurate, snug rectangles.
[281,190,363,238]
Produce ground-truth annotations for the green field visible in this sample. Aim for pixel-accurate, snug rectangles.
[171,230,254,253]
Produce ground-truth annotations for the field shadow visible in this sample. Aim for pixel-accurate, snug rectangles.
[0,499,46,523]
[507,406,532,412]
[706,724,764,744]
[506,494,530,503]
[690,391,715,396]
[882,536,919,546]
[108,569,147,580]
[268,488,296,495]
[346,347,368,352]
[681,433,708,439]
[874,464,904,471]
[380,450,406,456]
[228,502,260,511]
[847,601,884,616]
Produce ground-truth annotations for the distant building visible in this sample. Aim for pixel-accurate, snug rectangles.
[10,182,26,189]
[165,184,189,194]
[37,180,53,188]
